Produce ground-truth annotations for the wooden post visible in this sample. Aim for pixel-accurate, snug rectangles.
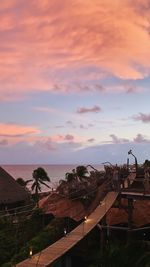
[127,198,133,242]
[101,215,107,253]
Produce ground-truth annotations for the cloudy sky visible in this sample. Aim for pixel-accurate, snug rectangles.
[0,0,150,164]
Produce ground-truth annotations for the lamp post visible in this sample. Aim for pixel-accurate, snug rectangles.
[128,149,138,174]
[86,164,99,172]
[101,162,113,167]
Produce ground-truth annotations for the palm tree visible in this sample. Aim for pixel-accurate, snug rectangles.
[75,165,88,181]
[31,167,50,206]
[65,172,76,183]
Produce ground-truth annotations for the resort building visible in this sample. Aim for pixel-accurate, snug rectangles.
[0,166,31,209]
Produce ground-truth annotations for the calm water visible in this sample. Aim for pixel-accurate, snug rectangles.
[2,164,103,192]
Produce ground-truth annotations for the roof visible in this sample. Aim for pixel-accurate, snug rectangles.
[0,166,30,204]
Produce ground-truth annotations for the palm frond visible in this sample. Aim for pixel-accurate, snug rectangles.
[40,180,50,188]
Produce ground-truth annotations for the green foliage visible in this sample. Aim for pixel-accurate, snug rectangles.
[88,241,150,267]
[1,217,66,266]
[1,263,12,267]
[0,209,46,266]
[0,217,17,260]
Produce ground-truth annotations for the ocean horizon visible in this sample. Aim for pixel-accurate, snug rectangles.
[1,164,104,192]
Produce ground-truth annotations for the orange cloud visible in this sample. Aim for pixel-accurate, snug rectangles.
[0,0,150,99]
[0,123,40,137]
[49,134,84,143]
[0,124,85,146]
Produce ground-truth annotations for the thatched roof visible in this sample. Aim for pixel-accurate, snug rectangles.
[0,166,30,204]
[108,199,150,227]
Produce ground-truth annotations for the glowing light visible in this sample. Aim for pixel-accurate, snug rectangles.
[84,216,87,221]
[29,248,33,257]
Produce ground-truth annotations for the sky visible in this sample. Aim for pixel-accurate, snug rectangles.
[0,0,150,164]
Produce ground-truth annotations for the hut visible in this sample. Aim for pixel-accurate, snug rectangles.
[0,166,31,209]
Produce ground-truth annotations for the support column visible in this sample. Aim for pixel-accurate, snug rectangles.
[100,215,107,253]
[127,198,133,242]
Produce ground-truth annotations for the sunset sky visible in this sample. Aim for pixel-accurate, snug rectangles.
[0,0,150,164]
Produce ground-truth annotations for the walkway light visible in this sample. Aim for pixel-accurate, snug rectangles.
[64,228,67,236]
[29,247,33,257]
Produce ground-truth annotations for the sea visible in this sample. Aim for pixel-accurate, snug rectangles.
[2,164,104,192]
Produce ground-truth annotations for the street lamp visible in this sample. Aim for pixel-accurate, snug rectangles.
[101,162,114,167]
[128,149,138,174]
[86,165,98,172]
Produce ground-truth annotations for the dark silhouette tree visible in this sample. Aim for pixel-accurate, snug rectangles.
[65,172,76,182]
[75,165,88,181]
[16,177,32,187]
[31,167,50,206]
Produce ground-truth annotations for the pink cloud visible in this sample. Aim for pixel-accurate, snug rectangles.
[109,133,150,144]
[110,134,130,144]
[133,133,150,143]
[77,105,102,114]
[0,0,150,100]
[133,113,150,123]
[79,123,94,129]
[33,107,56,113]
[0,125,85,147]
[87,138,95,143]
[65,134,74,141]
[35,139,57,151]
[0,139,8,146]
[80,124,86,129]
[51,134,83,143]
[103,85,143,94]
[0,123,40,137]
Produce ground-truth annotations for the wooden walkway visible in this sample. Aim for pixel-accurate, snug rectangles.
[17,191,118,267]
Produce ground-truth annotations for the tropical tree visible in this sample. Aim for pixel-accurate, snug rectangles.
[65,172,76,183]
[31,167,50,206]
[75,165,88,181]
[16,177,32,187]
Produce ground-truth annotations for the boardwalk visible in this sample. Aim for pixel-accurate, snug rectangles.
[17,191,118,267]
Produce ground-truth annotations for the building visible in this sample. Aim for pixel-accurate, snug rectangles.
[0,166,31,209]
